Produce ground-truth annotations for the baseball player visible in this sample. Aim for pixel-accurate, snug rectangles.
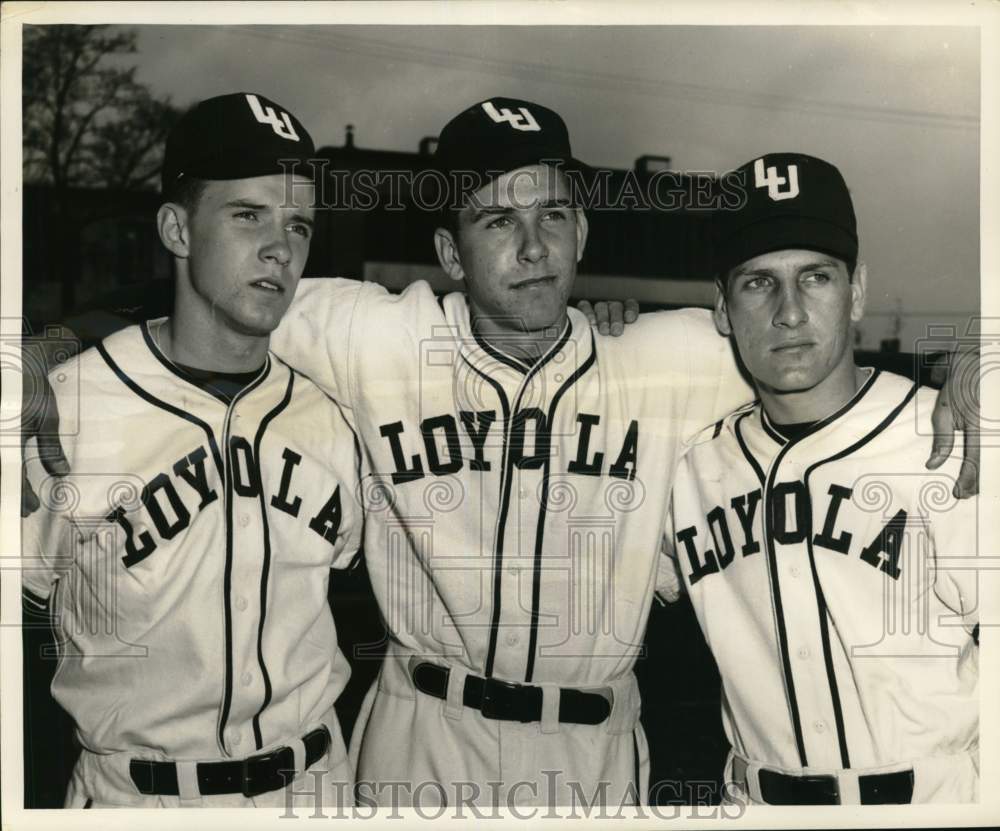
[261,99,763,808]
[21,93,364,808]
[660,153,980,804]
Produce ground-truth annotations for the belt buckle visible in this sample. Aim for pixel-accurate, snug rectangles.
[241,747,293,798]
[480,677,525,721]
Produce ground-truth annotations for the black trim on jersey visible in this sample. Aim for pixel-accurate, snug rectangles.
[632,730,641,804]
[733,412,767,486]
[472,319,571,376]
[524,331,596,682]
[478,322,572,679]
[761,415,786,446]
[141,321,228,405]
[799,376,919,769]
[250,371,295,749]
[711,418,725,440]
[345,428,367,571]
[462,357,512,679]
[217,361,272,754]
[22,586,50,612]
[750,368,882,769]
[141,321,269,406]
[734,411,807,765]
[96,342,225,479]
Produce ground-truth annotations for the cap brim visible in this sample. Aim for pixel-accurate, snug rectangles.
[715,215,858,275]
[163,151,320,195]
[434,148,593,209]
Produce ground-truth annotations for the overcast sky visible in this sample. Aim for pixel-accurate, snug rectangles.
[113,23,981,349]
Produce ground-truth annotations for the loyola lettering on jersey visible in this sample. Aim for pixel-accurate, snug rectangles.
[106,441,344,568]
[377,411,638,484]
[676,482,907,585]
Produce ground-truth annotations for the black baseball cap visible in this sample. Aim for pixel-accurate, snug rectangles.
[161,92,316,195]
[714,152,858,275]
[433,97,588,202]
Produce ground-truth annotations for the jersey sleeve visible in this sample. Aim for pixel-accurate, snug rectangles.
[269,277,370,408]
[21,446,76,600]
[330,422,369,572]
[655,507,686,604]
[926,445,985,633]
[677,308,755,442]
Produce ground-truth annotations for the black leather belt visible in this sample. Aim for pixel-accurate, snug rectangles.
[736,760,914,805]
[411,662,611,725]
[130,726,330,798]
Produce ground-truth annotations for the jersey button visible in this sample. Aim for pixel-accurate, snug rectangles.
[813,720,826,733]
[797,647,810,660]
[518,488,528,499]
[235,596,248,611]
[239,515,250,528]
[241,672,253,687]
[227,728,241,746]
[506,633,519,646]
[789,565,801,578]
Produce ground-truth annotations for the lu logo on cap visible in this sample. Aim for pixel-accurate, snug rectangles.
[246,94,300,142]
[481,101,542,132]
[754,158,800,201]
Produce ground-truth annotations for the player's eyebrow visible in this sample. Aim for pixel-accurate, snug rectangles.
[733,258,840,279]
[288,212,314,229]
[796,259,839,273]
[224,199,270,211]
[731,265,776,279]
[224,200,314,228]
[539,197,574,209]
[468,198,574,222]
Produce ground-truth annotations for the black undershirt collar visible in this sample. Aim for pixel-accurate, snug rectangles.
[768,419,819,443]
[172,362,266,404]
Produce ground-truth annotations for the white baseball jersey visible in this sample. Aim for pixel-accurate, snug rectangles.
[22,321,364,808]
[271,277,751,806]
[662,369,979,803]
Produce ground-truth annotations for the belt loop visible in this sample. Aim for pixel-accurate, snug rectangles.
[604,675,637,735]
[744,759,765,805]
[539,684,560,734]
[724,753,747,804]
[444,665,467,721]
[291,737,307,781]
[837,768,860,805]
[175,761,202,801]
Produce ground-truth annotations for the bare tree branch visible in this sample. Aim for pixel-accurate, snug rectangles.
[23,25,180,191]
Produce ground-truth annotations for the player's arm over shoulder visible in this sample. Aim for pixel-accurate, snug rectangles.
[270,277,367,401]
[271,277,443,406]
[611,307,754,438]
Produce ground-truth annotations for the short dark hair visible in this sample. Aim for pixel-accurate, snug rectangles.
[163,176,208,215]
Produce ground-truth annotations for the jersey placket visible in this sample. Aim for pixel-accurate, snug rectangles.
[764,448,845,770]
[217,381,270,757]
[476,325,574,684]
[483,359,547,682]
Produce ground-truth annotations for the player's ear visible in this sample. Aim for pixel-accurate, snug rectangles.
[713,279,733,336]
[574,208,589,263]
[849,262,868,323]
[157,203,191,259]
[434,227,466,283]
